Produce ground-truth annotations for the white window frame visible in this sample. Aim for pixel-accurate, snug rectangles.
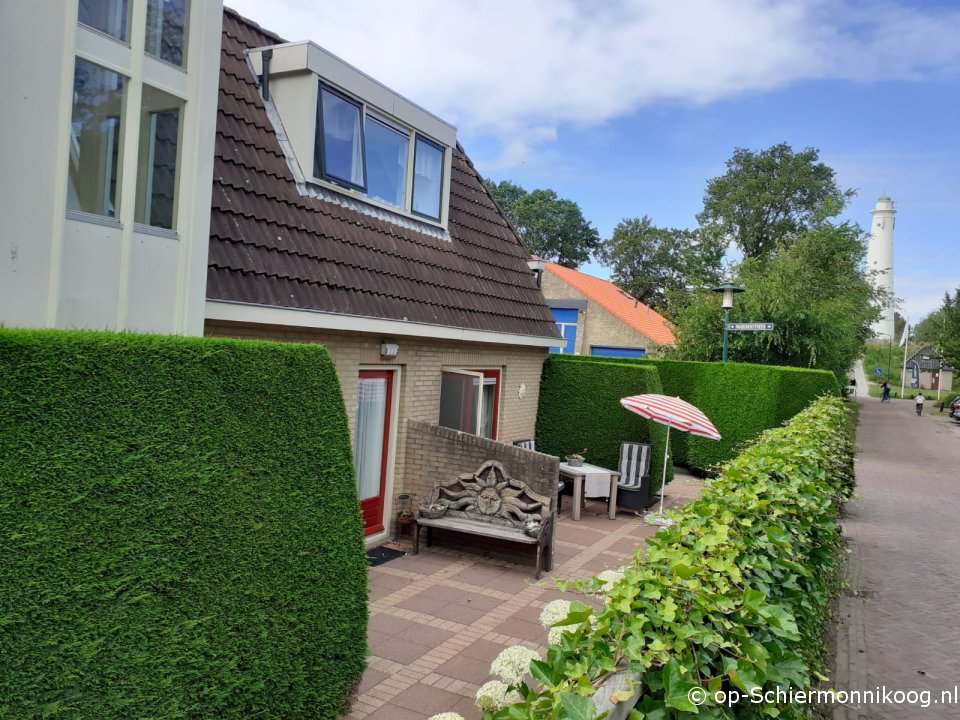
[439,367,501,440]
[314,81,446,225]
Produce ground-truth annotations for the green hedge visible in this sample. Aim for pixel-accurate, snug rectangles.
[547,355,839,473]
[0,330,367,719]
[466,396,854,720]
[535,357,673,491]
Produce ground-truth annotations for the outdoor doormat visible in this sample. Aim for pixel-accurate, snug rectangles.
[367,546,406,567]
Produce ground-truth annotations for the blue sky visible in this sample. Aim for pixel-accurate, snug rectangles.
[227,0,960,321]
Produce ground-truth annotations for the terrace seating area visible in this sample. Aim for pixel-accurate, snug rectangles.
[346,467,703,720]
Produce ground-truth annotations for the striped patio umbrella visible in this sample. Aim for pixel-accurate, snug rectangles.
[620,394,721,525]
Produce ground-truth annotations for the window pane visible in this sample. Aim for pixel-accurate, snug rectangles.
[439,371,479,435]
[478,377,497,439]
[78,0,130,42]
[317,87,364,188]
[355,377,388,501]
[412,136,443,219]
[67,59,126,218]
[145,0,189,67]
[365,117,408,209]
[135,86,183,229]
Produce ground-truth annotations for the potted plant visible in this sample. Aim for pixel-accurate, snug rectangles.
[565,448,587,466]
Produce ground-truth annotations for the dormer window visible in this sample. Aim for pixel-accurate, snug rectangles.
[314,82,443,221]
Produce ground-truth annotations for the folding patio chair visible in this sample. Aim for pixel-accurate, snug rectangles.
[615,441,652,514]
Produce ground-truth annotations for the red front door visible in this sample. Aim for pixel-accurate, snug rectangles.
[354,371,393,536]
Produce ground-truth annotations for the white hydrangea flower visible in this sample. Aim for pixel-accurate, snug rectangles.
[538,599,572,629]
[475,679,522,712]
[597,568,626,593]
[428,714,465,720]
[548,625,567,645]
[490,645,540,685]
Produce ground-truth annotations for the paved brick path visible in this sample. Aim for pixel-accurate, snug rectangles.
[343,472,704,720]
[834,397,960,719]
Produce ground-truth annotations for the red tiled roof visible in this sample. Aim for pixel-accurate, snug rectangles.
[207,10,559,341]
[545,263,676,346]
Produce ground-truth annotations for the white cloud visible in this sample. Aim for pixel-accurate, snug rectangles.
[225,0,960,168]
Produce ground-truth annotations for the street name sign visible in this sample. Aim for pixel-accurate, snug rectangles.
[726,323,775,332]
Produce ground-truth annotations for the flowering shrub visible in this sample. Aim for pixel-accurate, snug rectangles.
[458,396,853,720]
[476,680,523,713]
[491,646,542,686]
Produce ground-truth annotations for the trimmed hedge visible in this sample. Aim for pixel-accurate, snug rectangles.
[535,357,673,492]
[0,330,367,719]
[546,355,839,473]
[467,396,854,719]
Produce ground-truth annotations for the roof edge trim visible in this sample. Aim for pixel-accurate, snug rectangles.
[205,300,560,348]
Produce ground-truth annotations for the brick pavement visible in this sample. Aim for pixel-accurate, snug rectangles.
[834,397,960,719]
[342,471,704,720]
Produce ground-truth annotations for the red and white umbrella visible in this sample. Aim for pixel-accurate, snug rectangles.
[620,394,721,524]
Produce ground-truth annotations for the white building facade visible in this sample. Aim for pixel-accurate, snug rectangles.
[867,195,896,340]
[0,0,223,335]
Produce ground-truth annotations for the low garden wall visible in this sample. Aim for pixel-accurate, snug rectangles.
[453,395,854,719]
[0,330,366,719]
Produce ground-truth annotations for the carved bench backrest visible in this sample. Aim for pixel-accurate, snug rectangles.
[431,460,552,529]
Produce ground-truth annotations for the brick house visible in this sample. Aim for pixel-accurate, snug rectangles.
[539,262,675,358]
[204,11,560,543]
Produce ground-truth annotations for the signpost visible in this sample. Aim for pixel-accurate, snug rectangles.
[725,323,775,332]
[875,368,883,376]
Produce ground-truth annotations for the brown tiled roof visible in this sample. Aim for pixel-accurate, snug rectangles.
[545,263,676,346]
[208,10,560,340]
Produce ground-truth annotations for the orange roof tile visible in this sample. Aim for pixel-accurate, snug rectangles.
[545,263,676,346]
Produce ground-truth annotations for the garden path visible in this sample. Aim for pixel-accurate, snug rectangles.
[834,396,960,719]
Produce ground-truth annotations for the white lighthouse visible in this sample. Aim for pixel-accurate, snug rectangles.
[867,195,896,340]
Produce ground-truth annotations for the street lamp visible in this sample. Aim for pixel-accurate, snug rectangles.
[712,283,745,363]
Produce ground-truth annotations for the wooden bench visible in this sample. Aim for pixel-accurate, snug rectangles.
[413,460,555,579]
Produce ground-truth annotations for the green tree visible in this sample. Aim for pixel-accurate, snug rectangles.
[936,289,960,367]
[672,223,883,382]
[597,216,724,313]
[698,143,853,260]
[485,180,600,267]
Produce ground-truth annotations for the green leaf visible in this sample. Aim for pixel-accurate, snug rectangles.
[662,659,700,713]
[554,600,593,627]
[671,561,698,579]
[529,659,558,687]
[558,691,595,720]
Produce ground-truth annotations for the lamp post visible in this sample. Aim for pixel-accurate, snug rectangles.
[712,283,745,363]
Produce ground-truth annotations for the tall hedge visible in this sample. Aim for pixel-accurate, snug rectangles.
[541,355,838,473]
[0,330,367,719]
[535,356,673,491]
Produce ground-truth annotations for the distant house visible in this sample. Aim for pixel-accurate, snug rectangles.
[903,346,954,391]
[537,262,675,358]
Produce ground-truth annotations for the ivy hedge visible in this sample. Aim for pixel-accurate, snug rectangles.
[544,355,839,473]
[536,357,673,492]
[0,330,367,719]
[471,395,855,719]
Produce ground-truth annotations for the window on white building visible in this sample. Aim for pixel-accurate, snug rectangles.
[146,0,189,67]
[78,0,131,42]
[67,59,127,218]
[135,85,184,229]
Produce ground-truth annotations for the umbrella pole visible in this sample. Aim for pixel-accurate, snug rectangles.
[657,425,670,518]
